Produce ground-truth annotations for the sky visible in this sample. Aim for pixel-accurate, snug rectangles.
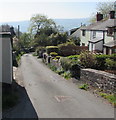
[0,0,115,22]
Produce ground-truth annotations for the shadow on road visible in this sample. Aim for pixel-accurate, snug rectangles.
[2,80,38,119]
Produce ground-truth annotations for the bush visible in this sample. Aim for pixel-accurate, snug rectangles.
[95,54,116,70]
[50,52,58,57]
[48,64,57,72]
[36,46,46,58]
[55,56,61,59]
[62,71,72,79]
[58,42,77,56]
[105,58,116,70]
[46,46,59,54]
[60,57,72,71]
[67,55,80,60]
[56,68,64,75]
[79,51,96,68]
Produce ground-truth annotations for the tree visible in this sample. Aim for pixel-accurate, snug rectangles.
[89,2,114,23]
[13,32,33,51]
[48,32,68,46]
[29,14,56,34]
[33,33,50,47]
[68,37,81,46]
[19,33,32,48]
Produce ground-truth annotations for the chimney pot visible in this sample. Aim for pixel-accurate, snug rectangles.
[109,11,115,19]
[96,12,103,21]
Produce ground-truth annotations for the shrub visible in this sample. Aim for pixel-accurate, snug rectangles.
[46,46,59,54]
[48,64,57,72]
[67,55,80,60]
[95,54,116,70]
[35,46,46,58]
[56,68,64,75]
[60,56,80,78]
[105,58,116,70]
[55,56,61,59]
[79,51,96,68]
[58,42,77,56]
[62,71,72,79]
[60,57,72,71]
[50,52,58,57]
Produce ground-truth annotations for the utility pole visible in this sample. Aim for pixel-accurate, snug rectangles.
[18,25,20,39]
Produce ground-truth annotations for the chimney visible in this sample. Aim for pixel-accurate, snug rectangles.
[109,11,115,19]
[10,27,16,38]
[96,12,103,21]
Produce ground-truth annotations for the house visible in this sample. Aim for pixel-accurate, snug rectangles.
[0,27,15,85]
[69,25,86,46]
[80,10,116,54]
[69,27,79,36]
[0,32,13,84]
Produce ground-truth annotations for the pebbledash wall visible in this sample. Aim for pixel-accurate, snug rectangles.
[80,69,116,93]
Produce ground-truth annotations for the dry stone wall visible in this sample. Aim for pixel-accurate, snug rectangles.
[80,69,116,93]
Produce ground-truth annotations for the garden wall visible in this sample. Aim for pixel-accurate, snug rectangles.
[80,69,116,93]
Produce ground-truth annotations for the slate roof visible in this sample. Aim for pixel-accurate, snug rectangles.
[70,26,85,38]
[104,40,116,47]
[81,19,116,31]
[89,37,103,43]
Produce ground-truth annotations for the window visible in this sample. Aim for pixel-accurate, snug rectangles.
[107,27,114,36]
[112,48,116,54]
[82,30,86,36]
[93,31,96,38]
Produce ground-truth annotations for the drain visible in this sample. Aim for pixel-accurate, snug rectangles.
[54,95,70,102]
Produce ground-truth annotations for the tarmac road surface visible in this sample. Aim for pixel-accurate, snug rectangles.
[20,54,114,118]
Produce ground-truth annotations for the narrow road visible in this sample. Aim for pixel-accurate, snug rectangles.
[20,54,114,118]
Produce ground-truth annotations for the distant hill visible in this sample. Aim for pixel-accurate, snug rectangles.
[0,18,89,33]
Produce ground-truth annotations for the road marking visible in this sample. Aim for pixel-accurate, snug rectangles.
[54,95,70,102]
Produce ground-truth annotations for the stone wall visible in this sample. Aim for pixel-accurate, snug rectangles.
[80,69,116,93]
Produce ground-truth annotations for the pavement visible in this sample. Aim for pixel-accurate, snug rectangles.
[17,54,114,118]
[2,66,38,119]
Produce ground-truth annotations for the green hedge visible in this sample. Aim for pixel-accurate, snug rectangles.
[67,55,80,60]
[50,52,58,57]
[46,46,59,54]
[60,57,79,71]
[58,42,77,56]
[79,51,96,68]
[95,54,116,70]
[105,58,116,70]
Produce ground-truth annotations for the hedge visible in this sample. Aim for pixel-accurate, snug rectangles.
[46,46,59,54]
[95,54,116,70]
[58,42,77,56]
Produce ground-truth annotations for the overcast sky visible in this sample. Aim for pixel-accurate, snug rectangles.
[0,0,114,22]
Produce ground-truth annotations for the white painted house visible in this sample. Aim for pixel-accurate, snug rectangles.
[0,32,13,84]
[80,11,116,54]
